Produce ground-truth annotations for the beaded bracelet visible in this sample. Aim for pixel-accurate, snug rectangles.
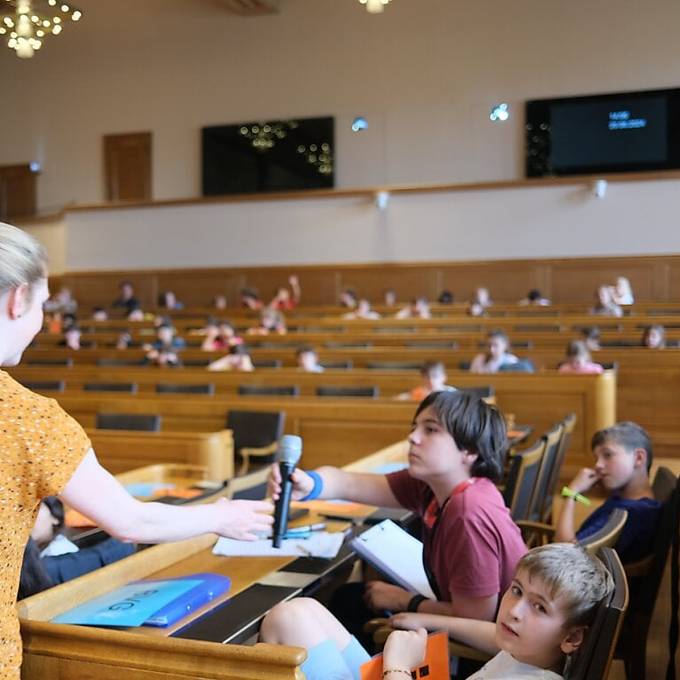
[382,670,413,679]
[299,470,323,501]
[561,486,591,506]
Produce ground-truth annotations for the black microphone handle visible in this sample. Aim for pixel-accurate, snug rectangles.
[272,461,296,548]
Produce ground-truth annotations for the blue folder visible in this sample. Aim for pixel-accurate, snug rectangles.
[52,572,231,628]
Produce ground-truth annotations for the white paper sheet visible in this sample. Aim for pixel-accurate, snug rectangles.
[212,531,345,558]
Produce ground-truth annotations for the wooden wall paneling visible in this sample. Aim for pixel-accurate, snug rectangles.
[338,265,439,304]
[155,271,243,309]
[652,260,671,300]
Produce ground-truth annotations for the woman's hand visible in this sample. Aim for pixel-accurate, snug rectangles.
[212,498,273,541]
[267,464,315,502]
[382,628,427,674]
[364,581,411,612]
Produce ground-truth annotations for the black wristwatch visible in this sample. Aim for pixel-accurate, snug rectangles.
[407,594,427,612]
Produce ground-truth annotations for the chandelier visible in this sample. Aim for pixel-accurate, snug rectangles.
[239,120,299,151]
[0,0,82,59]
[297,142,333,176]
[359,0,392,13]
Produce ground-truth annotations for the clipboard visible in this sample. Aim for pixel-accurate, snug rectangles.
[360,631,450,680]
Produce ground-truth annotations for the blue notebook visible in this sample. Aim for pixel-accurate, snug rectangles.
[52,573,231,628]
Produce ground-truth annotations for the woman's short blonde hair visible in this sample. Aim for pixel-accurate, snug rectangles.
[0,222,47,294]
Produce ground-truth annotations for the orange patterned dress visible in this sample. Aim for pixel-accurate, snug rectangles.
[0,371,90,679]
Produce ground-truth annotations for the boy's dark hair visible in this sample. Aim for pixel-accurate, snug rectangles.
[581,326,601,341]
[420,360,445,376]
[527,289,542,301]
[296,345,317,357]
[591,421,653,472]
[438,290,454,304]
[119,280,133,289]
[415,391,506,481]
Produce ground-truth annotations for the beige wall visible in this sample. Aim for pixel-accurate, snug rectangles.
[3,0,680,269]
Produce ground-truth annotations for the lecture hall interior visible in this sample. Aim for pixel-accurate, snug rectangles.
[1,0,679,678]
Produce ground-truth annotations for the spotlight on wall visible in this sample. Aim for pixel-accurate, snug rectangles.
[592,179,608,199]
[375,190,390,211]
[351,116,368,132]
[489,103,510,122]
[29,161,41,173]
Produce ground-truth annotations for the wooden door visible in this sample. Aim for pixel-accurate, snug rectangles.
[103,132,152,202]
[0,163,37,219]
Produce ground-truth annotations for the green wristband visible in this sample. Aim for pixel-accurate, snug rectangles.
[561,486,591,506]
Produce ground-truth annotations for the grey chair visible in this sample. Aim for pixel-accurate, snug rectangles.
[95,413,161,431]
[28,358,73,367]
[21,380,65,392]
[252,359,283,368]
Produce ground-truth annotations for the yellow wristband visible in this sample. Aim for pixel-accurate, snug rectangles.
[561,486,591,506]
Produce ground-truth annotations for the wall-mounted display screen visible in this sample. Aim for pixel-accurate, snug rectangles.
[202,116,334,195]
[526,88,680,177]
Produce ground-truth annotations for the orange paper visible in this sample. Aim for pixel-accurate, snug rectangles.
[360,631,449,680]
[292,499,376,518]
[65,509,97,528]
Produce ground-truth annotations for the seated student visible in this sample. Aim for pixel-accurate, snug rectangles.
[207,344,254,372]
[143,323,186,367]
[339,288,358,309]
[383,288,397,307]
[297,346,324,373]
[611,276,634,306]
[213,294,228,310]
[20,497,134,597]
[269,275,301,311]
[247,308,286,335]
[395,297,431,319]
[437,289,454,304]
[642,324,666,349]
[111,281,139,315]
[395,361,456,401]
[240,287,264,311]
[44,286,78,315]
[268,392,527,625]
[470,330,519,374]
[590,285,623,318]
[343,298,381,320]
[558,340,604,375]
[468,287,492,317]
[261,543,612,680]
[127,305,145,321]
[58,325,85,351]
[157,290,184,310]
[580,327,601,352]
[518,289,550,306]
[201,319,243,351]
[115,329,133,350]
[555,422,662,564]
[91,306,108,321]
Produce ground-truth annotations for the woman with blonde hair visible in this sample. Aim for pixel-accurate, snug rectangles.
[0,223,273,678]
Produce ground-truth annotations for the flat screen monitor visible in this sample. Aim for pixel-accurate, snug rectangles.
[202,116,334,195]
[525,88,680,177]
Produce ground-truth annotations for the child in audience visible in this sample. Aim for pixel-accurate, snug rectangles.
[558,340,604,374]
[383,288,397,307]
[208,344,254,372]
[213,294,228,310]
[59,326,84,351]
[269,275,301,310]
[268,391,527,626]
[112,281,139,315]
[395,297,431,319]
[247,308,286,334]
[157,290,184,310]
[469,287,492,316]
[642,324,666,349]
[580,327,601,352]
[340,289,358,309]
[296,346,324,373]
[611,277,634,305]
[143,323,186,367]
[240,287,263,310]
[518,289,551,306]
[555,422,662,564]
[115,330,133,350]
[395,361,455,401]
[261,543,608,680]
[91,306,108,321]
[201,320,243,351]
[438,290,454,304]
[127,305,145,321]
[590,286,623,317]
[343,299,381,320]
[470,331,519,374]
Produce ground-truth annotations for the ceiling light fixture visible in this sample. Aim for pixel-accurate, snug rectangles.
[1,0,81,58]
[359,0,392,14]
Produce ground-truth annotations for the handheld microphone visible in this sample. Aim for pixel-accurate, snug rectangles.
[272,434,302,548]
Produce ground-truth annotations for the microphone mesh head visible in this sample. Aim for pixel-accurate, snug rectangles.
[276,434,302,465]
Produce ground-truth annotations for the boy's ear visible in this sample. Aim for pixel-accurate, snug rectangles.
[632,447,648,470]
[561,625,586,655]
[6,284,30,320]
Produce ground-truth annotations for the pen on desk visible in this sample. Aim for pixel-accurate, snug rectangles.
[285,523,326,534]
